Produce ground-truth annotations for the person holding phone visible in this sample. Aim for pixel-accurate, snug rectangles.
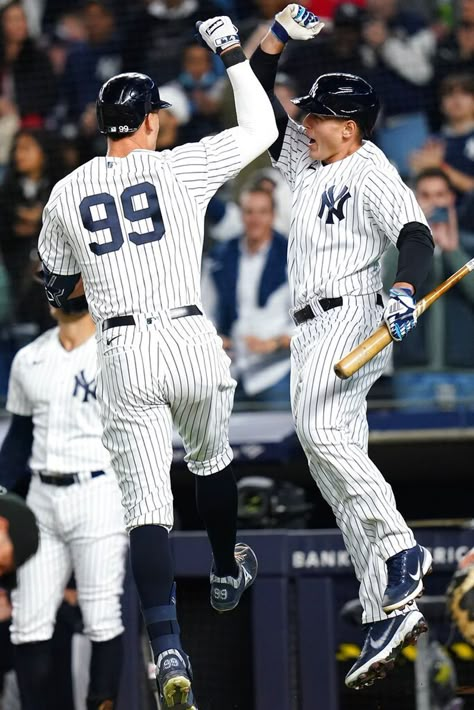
[384,166,474,369]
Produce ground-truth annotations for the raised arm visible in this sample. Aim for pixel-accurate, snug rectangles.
[197,16,278,168]
[249,4,324,160]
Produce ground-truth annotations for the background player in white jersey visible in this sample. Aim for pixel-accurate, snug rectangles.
[250,4,436,691]
[0,297,127,710]
[37,15,278,709]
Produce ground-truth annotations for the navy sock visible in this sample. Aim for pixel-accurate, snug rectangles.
[129,525,182,662]
[15,641,54,710]
[195,465,239,577]
[87,634,123,708]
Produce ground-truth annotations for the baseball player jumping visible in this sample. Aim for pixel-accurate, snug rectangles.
[251,4,435,690]
[0,298,127,710]
[38,15,278,709]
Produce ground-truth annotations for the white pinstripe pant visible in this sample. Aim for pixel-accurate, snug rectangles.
[291,294,416,623]
[96,313,236,531]
[10,474,127,644]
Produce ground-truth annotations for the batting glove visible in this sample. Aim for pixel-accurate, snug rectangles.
[384,287,417,342]
[196,16,240,55]
[271,4,324,44]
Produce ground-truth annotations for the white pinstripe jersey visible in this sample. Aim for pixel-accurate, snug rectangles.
[38,132,242,323]
[6,328,110,473]
[273,119,429,308]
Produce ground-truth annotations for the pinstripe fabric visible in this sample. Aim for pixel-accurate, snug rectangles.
[291,296,416,624]
[7,330,127,645]
[10,474,126,643]
[96,313,236,530]
[273,118,427,624]
[7,330,110,472]
[37,134,242,323]
[273,121,429,308]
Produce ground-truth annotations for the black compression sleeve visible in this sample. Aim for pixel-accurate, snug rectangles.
[395,222,434,293]
[250,46,288,161]
[0,414,33,490]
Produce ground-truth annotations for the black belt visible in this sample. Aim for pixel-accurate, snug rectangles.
[38,470,105,486]
[102,305,203,332]
[293,293,384,326]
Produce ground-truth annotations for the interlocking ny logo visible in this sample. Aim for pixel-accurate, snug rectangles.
[73,369,97,402]
[318,184,351,224]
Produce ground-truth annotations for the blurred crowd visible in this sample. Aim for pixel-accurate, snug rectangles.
[0,0,473,408]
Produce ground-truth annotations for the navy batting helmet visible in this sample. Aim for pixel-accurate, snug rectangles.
[292,73,380,137]
[96,72,171,135]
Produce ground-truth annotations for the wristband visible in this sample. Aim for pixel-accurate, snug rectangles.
[220,45,246,68]
[270,20,289,44]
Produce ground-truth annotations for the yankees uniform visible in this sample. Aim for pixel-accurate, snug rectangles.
[251,3,435,691]
[38,17,276,707]
[3,317,127,709]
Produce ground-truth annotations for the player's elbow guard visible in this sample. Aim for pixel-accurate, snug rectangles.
[41,264,81,308]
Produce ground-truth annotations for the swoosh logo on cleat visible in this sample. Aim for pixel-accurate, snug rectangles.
[368,626,395,651]
[408,560,421,581]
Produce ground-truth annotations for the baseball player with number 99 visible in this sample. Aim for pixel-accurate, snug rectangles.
[38,13,278,709]
[250,3,436,690]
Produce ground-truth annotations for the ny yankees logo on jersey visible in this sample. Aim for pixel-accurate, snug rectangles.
[318,185,351,224]
[73,369,97,402]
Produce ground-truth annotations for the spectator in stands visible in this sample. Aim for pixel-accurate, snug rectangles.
[0,1,56,130]
[239,0,288,55]
[205,186,293,405]
[163,41,226,143]
[59,0,123,137]
[410,73,474,199]
[123,0,223,87]
[155,85,191,150]
[384,167,474,370]
[280,2,369,96]
[434,0,474,85]
[0,129,64,335]
[207,165,292,242]
[362,0,436,177]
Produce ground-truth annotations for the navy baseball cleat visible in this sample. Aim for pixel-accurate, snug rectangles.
[156,649,198,709]
[382,544,433,613]
[345,609,428,690]
[210,542,258,612]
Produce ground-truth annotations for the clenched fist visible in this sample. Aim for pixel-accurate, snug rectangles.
[196,16,240,55]
[272,4,325,43]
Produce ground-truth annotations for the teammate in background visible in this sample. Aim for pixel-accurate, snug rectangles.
[250,4,435,690]
[0,491,38,589]
[38,15,278,709]
[0,299,127,710]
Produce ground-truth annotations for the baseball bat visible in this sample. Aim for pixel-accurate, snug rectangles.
[334,257,474,380]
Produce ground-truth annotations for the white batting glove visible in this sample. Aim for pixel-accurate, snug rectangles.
[196,16,240,55]
[383,287,417,342]
[271,4,325,43]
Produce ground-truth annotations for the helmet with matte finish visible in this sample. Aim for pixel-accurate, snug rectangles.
[292,73,379,137]
[96,72,171,135]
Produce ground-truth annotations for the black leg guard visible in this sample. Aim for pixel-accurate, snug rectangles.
[86,634,124,709]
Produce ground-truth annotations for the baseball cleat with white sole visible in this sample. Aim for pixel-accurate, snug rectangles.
[382,544,433,613]
[345,609,428,690]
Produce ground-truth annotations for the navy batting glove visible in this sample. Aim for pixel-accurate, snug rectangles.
[383,287,417,342]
